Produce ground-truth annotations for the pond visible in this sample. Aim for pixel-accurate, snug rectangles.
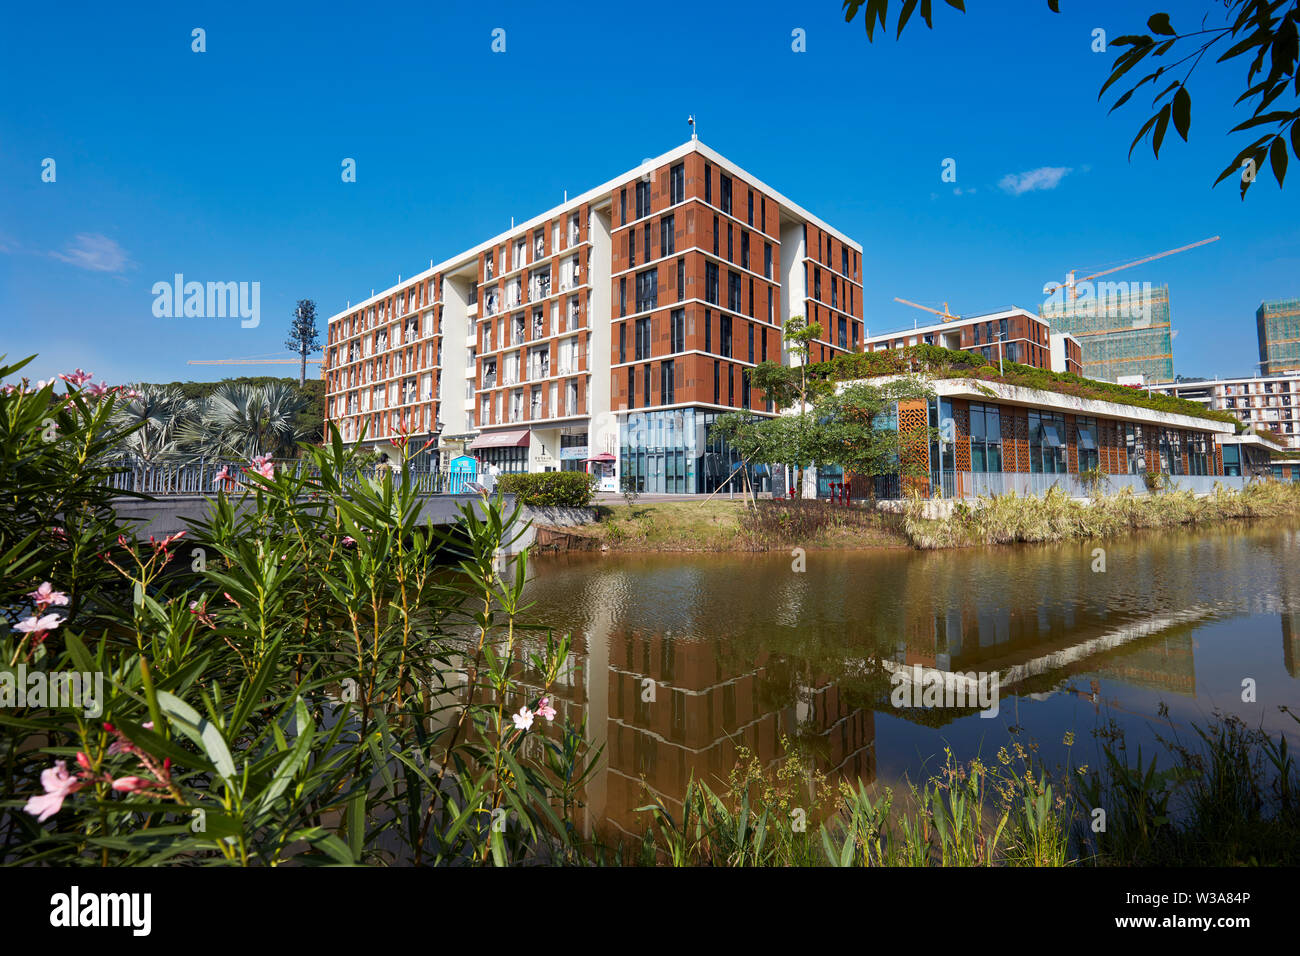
[518,521,1300,842]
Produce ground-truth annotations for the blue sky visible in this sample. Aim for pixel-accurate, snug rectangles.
[1,0,1296,386]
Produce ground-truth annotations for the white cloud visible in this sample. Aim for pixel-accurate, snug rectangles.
[50,233,132,273]
[998,166,1073,195]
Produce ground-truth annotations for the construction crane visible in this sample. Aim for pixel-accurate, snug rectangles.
[1045,236,1220,298]
[894,297,961,323]
[188,355,323,366]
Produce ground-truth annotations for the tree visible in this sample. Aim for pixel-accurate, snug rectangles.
[285,299,321,386]
[841,0,1300,197]
[813,378,937,498]
[173,382,308,459]
[712,376,936,503]
[743,316,832,497]
[110,386,197,462]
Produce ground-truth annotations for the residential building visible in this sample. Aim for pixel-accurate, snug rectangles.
[1153,374,1300,450]
[321,140,864,493]
[1040,282,1174,384]
[863,308,1082,375]
[1257,298,1300,376]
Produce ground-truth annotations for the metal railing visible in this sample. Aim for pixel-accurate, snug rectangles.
[902,470,1249,500]
[105,459,469,497]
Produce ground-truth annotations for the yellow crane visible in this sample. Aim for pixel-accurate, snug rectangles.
[1045,235,1220,298]
[893,297,961,323]
[188,355,322,366]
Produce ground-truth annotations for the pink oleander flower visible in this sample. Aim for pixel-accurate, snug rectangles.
[28,582,70,608]
[1,384,15,395]
[511,707,535,731]
[249,454,275,479]
[156,530,185,550]
[24,760,84,822]
[342,535,357,547]
[14,613,62,634]
[59,369,93,386]
[85,381,109,398]
[537,697,557,722]
[111,776,152,793]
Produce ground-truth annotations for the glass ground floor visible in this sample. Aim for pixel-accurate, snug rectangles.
[618,407,772,495]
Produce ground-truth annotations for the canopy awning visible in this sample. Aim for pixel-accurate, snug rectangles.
[585,452,616,462]
[468,429,530,450]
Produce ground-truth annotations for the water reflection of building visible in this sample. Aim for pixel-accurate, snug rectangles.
[596,633,875,840]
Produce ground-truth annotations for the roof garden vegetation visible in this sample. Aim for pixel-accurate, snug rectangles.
[803,344,1249,431]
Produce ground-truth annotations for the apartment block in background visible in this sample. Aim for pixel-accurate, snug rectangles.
[1154,373,1300,450]
[1040,282,1174,384]
[322,139,864,494]
[1257,298,1300,376]
[863,308,1082,375]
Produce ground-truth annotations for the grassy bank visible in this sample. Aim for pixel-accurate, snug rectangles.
[904,480,1300,549]
[622,712,1300,867]
[553,499,909,553]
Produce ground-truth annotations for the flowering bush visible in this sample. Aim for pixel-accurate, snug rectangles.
[0,355,597,865]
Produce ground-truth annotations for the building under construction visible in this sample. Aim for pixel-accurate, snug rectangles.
[1040,282,1174,384]
[1258,298,1300,376]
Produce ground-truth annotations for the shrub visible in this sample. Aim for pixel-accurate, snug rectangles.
[497,471,596,508]
[0,356,595,866]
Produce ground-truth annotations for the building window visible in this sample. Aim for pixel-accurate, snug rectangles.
[814,267,822,302]
[1076,416,1099,472]
[720,174,732,215]
[764,243,773,279]
[643,364,651,406]
[619,277,626,317]
[713,215,719,256]
[747,190,754,226]
[661,360,675,405]
[627,367,635,409]
[643,222,651,261]
[969,403,1003,473]
[628,230,636,268]
[670,163,684,205]
[741,369,750,409]
[705,309,712,354]
[704,163,712,204]
[1029,410,1068,473]
[635,179,651,219]
[705,263,719,305]
[620,188,626,224]
[720,314,732,358]
[677,258,685,301]
[670,308,684,353]
[635,269,658,312]
[661,215,675,256]
[635,317,651,361]
[747,323,754,363]
[727,224,733,262]
[838,316,847,350]
[713,360,720,404]
[619,324,626,363]
[728,271,742,312]
[741,231,750,270]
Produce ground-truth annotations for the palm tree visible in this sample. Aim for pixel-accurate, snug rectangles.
[175,382,307,459]
[110,386,197,462]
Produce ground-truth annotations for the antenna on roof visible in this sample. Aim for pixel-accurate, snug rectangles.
[688,115,697,140]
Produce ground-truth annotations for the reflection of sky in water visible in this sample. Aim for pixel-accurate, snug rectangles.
[520,523,1300,832]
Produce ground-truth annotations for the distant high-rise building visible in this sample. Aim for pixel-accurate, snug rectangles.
[1040,282,1174,384]
[1257,298,1300,376]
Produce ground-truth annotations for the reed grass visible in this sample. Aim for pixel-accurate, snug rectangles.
[903,480,1300,549]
